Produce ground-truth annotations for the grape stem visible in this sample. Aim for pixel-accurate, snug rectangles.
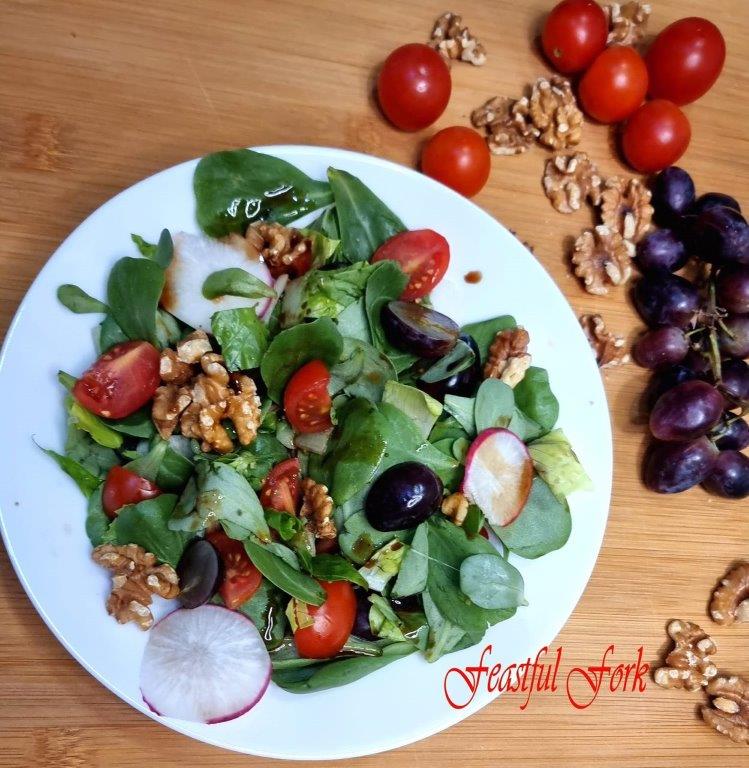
[705,275,723,384]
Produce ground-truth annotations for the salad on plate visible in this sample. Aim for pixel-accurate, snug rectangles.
[48,148,591,723]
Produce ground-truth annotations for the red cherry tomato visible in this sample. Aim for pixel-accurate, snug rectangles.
[72,340,160,419]
[283,360,332,434]
[102,465,161,518]
[372,230,450,300]
[293,580,357,659]
[377,43,451,131]
[622,100,692,173]
[646,17,726,105]
[421,126,491,198]
[206,529,263,610]
[579,46,649,124]
[260,458,302,515]
[541,0,608,74]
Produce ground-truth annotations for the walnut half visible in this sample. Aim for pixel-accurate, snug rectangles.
[600,177,654,243]
[572,225,634,296]
[702,675,749,745]
[710,562,749,625]
[528,76,583,150]
[653,619,718,692]
[430,11,487,66]
[300,478,336,540]
[579,314,630,369]
[471,96,538,156]
[484,327,531,386]
[543,152,602,214]
[442,492,469,526]
[604,2,652,46]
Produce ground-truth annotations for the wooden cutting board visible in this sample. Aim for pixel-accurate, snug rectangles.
[1,1,747,765]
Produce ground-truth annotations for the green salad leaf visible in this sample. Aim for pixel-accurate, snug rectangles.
[42,447,100,497]
[216,432,289,491]
[329,337,396,402]
[474,379,515,433]
[106,257,165,347]
[513,367,559,433]
[528,429,592,499]
[63,420,119,479]
[57,285,108,314]
[420,339,475,384]
[306,554,368,588]
[459,554,527,610]
[461,316,516,363]
[442,395,476,436]
[131,229,173,268]
[234,579,287,650]
[85,485,109,545]
[67,397,123,449]
[308,206,341,242]
[423,591,466,662]
[203,268,276,301]
[211,307,269,371]
[391,521,429,598]
[382,381,442,440]
[125,438,193,492]
[338,510,411,565]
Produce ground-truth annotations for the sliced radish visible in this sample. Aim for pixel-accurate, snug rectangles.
[162,232,273,330]
[462,428,533,527]
[261,273,289,321]
[140,605,270,724]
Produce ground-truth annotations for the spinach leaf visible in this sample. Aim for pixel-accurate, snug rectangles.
[335,298,371,343]
[513,367,559,433]
[260,317,343,402]
[105,408,156,439]
[125,438,193,492]
[327,168,406,263]
[391,522,428,598]
[507,408,545,442]
[329,337,396,402]
[528,429,592,499]
[98,314,129,352]
[235,579,287,650]
[462,504,484,539]
[442,395,477,436]
[420,340,475,384]
[194,149,333,237]
[108,495,188,567]
[42,447,100,497]
[266,510,306,541]
[382,381,442,440]
[423,591,466,663]
[216,432,289,491]
[272,641,416,692]
[492,476,571,558]
[459,554,527,610]
[308,205,341,242]
[132,230,173,268]
[63,421,119,478]
[203,268,275,301]
[85,485,109,545]
[244,539,326,605]
[106,257,165,347]
[131,233,156,258]
[302,228,340,269]
[306,554,368,588]
[67,398,123,450]
[211,307,269,372]
[461,316,517,363]
[57,285,107,314]
[474,379,515,433]
[338,511,411,565]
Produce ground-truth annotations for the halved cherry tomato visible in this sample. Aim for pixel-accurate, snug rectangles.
[579,46,649,124]
[541,0,608,75]
[377,43,451,131]
[73,340,160,419]
[260,458,302,515]
[283,360,332,434]
[372,230,450,300]
[206,529,263,610]
[646,18,725,106]
[420,126,491,198]
[102,465,161,518]
[622,100,691,173]
[293,580,357,659]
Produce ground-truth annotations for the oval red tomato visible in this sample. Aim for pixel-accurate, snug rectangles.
[579,46,649,124]
[377,43,451,131]
[646,17,726,105]
[283,360,332,434]
[421,126,491,198]
[293,580,357,659]
[541,0,608,74]
[622,100,691,173]
[372,230,450,300]
[72,340,160,419]
[206,529,263,610]
[102,465,162,518]
[260,458,302,515]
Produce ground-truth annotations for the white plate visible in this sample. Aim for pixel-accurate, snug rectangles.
[0,146,612,759]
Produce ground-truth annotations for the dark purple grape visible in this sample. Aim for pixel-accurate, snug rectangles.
[645,364,697,409]
[650,380,725,441]
[716,265,749,314]
[644,437,719,493]
[365,461,442,531]
[720,359,749,400]
[633,327,688,369]
[390,595,422,613]
[417,333,481,401]
[683,349,712,376]
[636,229,688,273]
[381,301,458,358]
[633,273,700,328]
[691,192,741,216]
[652,167,696,227]
[714,416,749,451]
[718,315,749,358]
[352,587,377,640]
[177,539,222,609]
[702,451,749,498]
[687,206,749,265]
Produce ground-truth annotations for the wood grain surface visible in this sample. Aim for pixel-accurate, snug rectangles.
[1,1,748,765]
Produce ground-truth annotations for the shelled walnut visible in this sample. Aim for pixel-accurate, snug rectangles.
[600,177,653,243]
[430,11,486,66]
[442,492,469,526]
[471,96,537,156]
[572,226,634,295]
[710,562,749,625]
[246,222,310,276]
[299,477,336,540]
[653,619,718,691]
[702,675,749,745]
[92,544,179,630]
[543,152,603,213]
[579,314,630,368]
[484,327,531,386]
[604,2,652,46]
[528,76,583,150]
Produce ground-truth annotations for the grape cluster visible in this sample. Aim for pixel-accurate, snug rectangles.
[633,167,749,498]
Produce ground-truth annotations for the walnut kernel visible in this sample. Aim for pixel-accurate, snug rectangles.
[247,222,311,276]
[604,2,652,46]
[471,96,538,156]
[702,675,749,744]
[543,152,603,214]
[710,562,749,625]
[430,12,486,66]
[653,619,718,692]
[300,477,336,540]
[572,225,634,296]
[442,492,469,526]
[600,177,653,243]
[484,327,531,386]
[528,76,583,150]
[579,314,630,369]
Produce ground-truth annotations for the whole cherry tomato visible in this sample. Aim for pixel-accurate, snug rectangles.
[372,229,450,300]
[377,43,451,131]
[72,340,160,419]
[622,100,692,173]
[420,126,491,198]
[260,458,302,515]
[541,0,608,74]
[579,46,649,124]
[206,529,263,610]
[646,18,726,105]
[102,465,162,518]
[293,580,357,659]
[283,360,332,434]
